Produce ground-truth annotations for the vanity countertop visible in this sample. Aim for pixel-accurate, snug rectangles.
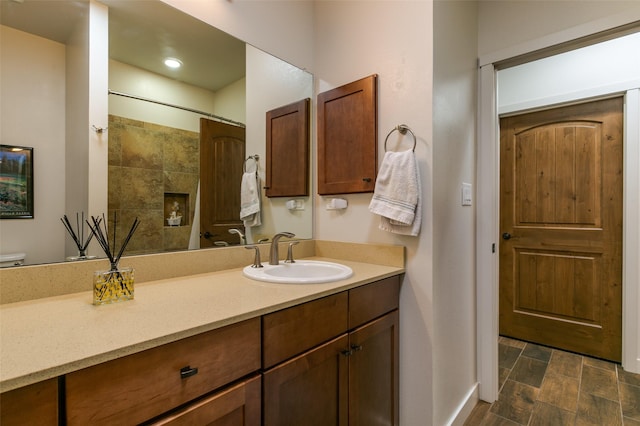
[0,256,403,393]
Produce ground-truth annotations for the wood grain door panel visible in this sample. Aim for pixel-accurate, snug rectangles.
[263,335,349,426]
[349,311,399,426]
[499,97,623,361]
[200,118,245,246]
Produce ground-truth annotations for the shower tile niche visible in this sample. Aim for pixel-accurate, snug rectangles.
[164,193,189,227]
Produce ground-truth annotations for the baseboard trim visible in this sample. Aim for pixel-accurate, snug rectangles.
[448,383,479,426]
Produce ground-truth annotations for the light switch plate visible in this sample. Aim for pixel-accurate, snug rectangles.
[461,183,472,206]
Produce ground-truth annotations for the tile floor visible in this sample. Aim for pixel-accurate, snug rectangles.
[464,336,640,425]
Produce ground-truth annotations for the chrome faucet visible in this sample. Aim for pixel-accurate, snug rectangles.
[269,232,295,265]
[228,228,246,245]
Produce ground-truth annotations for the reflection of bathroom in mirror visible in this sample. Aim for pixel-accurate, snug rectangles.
[0,0,313,266]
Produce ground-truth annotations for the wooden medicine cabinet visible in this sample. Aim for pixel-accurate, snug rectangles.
[317,74,378,195]
[265,98,310,197]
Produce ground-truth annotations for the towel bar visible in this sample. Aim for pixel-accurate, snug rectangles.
[384,124,416,152]
[243,154,260,173]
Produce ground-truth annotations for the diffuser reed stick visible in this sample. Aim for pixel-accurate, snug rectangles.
[60,212,94,257]
[87,213,140,271]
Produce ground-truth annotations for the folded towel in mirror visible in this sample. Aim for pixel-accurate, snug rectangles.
[240,171,261,227]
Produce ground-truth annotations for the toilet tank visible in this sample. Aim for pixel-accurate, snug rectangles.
[0,253,26,268]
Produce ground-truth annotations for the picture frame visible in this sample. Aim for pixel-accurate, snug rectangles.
[0,144,34,219]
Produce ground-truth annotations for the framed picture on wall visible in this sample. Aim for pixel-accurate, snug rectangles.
[0,145,34,219]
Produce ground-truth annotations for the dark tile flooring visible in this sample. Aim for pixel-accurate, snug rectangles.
[464,337,640,425]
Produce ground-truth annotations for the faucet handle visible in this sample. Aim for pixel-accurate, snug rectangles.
[245,245,263,268]
[285,241,300,263]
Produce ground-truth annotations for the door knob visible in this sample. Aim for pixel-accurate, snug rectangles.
[203,231,213,239]
[502,232,511,240]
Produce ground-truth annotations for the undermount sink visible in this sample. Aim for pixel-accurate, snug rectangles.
[243,260,353,284]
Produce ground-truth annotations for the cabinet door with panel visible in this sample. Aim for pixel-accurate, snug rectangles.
[0,378,58,426]
[348,311,399,426]
[150,375,261,426]
[317,75,378,195]
[263,335,349,426]
[265,98,310,197]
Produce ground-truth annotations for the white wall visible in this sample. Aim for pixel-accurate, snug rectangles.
[109,60,242,132]
[313,1,437,424]
[0,25,67,265]
[160,0,314,73]
[432,2,479,424]
[478,0,640,63]
[245,45,313,243]
[497,32,640,113]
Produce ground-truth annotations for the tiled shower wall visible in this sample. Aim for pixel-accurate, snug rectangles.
[108,115,199,255]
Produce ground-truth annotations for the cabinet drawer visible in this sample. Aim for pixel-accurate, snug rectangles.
[349,276,400,329]
[0,378,58,426]
[263,292,348,368]
[150,374,261,426]
[66,318,261,425]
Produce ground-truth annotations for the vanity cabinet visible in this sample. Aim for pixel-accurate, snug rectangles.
[1,274,401,426]
[65,318,261,425]
[262,276,400,425]
[0,378,58,426]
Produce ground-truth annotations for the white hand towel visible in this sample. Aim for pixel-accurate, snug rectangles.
[240,171,261,227]
[379,159,422,236]
[368,150,421,236]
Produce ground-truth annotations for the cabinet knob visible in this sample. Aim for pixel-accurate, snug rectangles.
[362,178,372,182]
[340,349,353,357]
[351,344,363,352]
[180,365,199,379]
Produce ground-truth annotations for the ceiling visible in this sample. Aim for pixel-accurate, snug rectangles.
[0,0,246,92]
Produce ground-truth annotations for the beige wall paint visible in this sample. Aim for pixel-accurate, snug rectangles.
[160,0,314,73]
[0,25,67,264]
[313,1,436,423]
[432,1,478,424]
[478,0,640,60]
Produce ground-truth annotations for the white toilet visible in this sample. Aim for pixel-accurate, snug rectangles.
[0,253,26,268]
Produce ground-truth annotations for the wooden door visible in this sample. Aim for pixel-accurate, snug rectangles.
[349,311,399,426]
[262,335,349,426]
[200,118,245,247]
[499,97,623,361]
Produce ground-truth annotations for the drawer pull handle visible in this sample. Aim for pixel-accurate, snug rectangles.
[180,366,199,379]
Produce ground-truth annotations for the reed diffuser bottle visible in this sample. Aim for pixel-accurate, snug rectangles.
[88,214,140,305]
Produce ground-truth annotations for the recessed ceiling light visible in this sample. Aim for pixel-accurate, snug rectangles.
[164,58,182,69]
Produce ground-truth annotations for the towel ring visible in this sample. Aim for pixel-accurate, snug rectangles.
[384,124,416,152]
[243,154,259,173]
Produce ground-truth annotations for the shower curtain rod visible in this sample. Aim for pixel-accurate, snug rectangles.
[108,89,246,128]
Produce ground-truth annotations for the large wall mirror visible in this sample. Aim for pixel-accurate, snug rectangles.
[0,0,313,267]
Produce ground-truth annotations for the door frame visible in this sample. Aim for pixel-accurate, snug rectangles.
[476,37,640,402]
